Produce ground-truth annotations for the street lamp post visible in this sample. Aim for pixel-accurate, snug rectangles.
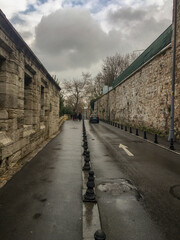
[107,78,110,122]
[104,68,110,122]
[169,0,177,150]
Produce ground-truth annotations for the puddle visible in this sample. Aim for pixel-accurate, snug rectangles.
[97,179,142,200]
[33,213,41,219]
[131,140,144,143]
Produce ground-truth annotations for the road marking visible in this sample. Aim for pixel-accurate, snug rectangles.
[119,144,134,157]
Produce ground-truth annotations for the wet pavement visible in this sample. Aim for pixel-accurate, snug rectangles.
[86,120,180,240]
[0,120,82,240]
[0,119,180,240]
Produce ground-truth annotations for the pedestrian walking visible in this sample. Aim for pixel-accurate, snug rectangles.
[78,113,82,121]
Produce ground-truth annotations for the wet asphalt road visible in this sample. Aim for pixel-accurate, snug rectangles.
[0,121,82,240]
[0,119,180,240]
[86,120,180,240]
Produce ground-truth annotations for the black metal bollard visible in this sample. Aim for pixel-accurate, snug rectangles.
[83,180,96,202]
[86,150,90,158]
[88,170,94,182]
[94,230,106,240]
[130,127,132,133]
[121,125,123,130]
[83,141,88,148]
[125,126,127,131]
[169,138,175,150]
[118,124,120,128]
[83,147,88,155]
[144,131,147,139]
[136,129,139,136]
[83,136,87,142]
[82,157,91,171]
[84,145,88,151]
[154,134,158,144]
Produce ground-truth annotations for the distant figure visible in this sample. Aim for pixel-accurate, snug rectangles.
[73,112,77,121]
[78,113,82,121]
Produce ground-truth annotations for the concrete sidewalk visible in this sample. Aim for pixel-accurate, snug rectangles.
[0,120,83,240]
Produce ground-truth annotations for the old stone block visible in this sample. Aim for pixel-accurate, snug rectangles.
[0,110,8,119]
[18,99,24,109]
[17,117,24,129]
[0,131,12,147]
[23,125,35,138]
[21,145,32,158]
[24,115,33,125]
[0,93,18,109]
[8,109,18,119]
[8,118,18,131]
[0,120,8,131]
[8,150,21,167]
[10,129,23,141]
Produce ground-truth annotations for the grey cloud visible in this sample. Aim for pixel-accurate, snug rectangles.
[20,31,33,40]
[32,5,171,74]
[106,5,171,50]
[11,15,25,24]
[33,8,118,71]
[108,7,146,24]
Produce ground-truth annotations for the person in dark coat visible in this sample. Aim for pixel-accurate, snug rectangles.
[78,113,82,121]
[73,112,77,120]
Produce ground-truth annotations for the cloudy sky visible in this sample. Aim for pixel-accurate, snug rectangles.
[0,0,173,80]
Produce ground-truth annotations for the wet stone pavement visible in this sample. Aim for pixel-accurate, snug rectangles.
[0,120,83,240]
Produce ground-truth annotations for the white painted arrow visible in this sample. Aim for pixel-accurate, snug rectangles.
[119,144,134,157]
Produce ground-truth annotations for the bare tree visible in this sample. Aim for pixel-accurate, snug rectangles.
[62,73,91,112]
[62,52,139,113]
[101,52,139,86]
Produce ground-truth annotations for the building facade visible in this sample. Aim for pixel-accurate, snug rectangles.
[0,11,61,175]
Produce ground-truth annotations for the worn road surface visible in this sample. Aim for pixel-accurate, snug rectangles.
[0,119,180,240]
[86,120,180,240]
[0,120,82,240]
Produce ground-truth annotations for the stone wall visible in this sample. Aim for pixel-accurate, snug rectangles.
[0,11,61,175]
[94,1,180,139]
[174,0,180,139]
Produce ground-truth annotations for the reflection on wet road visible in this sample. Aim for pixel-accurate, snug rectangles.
[87,120,180,240]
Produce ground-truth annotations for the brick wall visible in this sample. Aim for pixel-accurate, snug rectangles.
[174,0,180,139]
